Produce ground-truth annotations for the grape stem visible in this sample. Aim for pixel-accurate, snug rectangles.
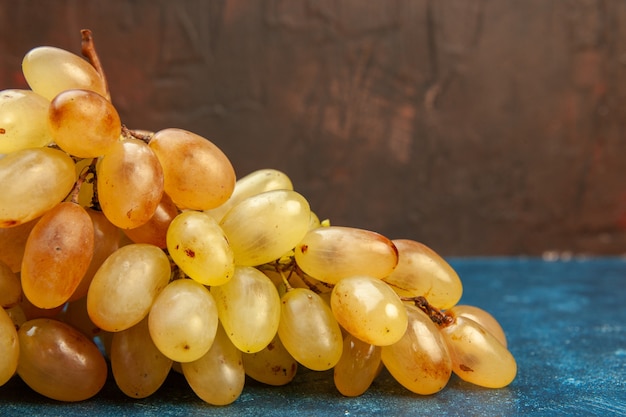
[70,158,98,206]
[80,29,111,100]
[121,125,153,144]
[403,296,454,327]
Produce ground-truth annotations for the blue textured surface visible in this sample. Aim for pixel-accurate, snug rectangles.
[1,257,624,416]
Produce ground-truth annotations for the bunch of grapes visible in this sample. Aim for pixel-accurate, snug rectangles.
[0,30,516,405]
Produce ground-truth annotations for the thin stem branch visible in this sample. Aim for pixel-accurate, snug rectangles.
[80,29,110,100]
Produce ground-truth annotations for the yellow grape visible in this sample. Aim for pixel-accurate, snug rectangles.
[48,89,121,158]
[182,323,245,406]
[61,297,103,340]
[449,305,508,348]
[148,278,219,363]
[21,202,94,309]
[0,89,52,153]
[219,189,311,266]
[19,294,64,321]
[381,305,452,395]
[97,138,164,229]
[294,226,398,285]
[17,318,107,401]
[123,192,178,249]
[0,147,76,228]
[211,266,281,353]
[333,333,382,397]
[330,275,408,346]
[440,315,517,388]
[22,46,108,101]
[277,288,343,371]
[205,168,293,222]
[382,239,462,310]
[166,210,234,286]
[0,307,19,386]
[87,243,170,332]
[0,217,38,272]
[148,128,235,210]
[111,317,173,398]
[242,334,298,386]
[0,260,21,308]
[5,304,27,330]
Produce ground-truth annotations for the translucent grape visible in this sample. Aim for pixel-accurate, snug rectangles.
[211,266,281,353]
[330,275,408,346]
[449,305,508,348]
[294,226,398,285]
[381,305,452,395]
[148,128,236,210]
[333,333,382,397]
[97,138,164,228]
[21,202,94,309]
[242,334,298,386]
[277,288,343,371]
[123,192,178,249]
[0,89,52,153]
[17,318,107,401]
[0,260,21,308]
[0,217,38,272]
[166,210,234,286]
[0,147,76,228]
[440,315,517,388]
[22,46,108,101]
[182,323,245,406]
[0,307,19,386]
[87,244,171,332]
[219,189,311,266]
[382,239,462,309]
[148,278,219,363]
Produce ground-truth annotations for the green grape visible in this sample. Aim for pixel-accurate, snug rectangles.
[21,202,94,309]
[242,334,298,386]
[277,287,343,371]
[382,239,462,310]
[17,318,107,401]
[211,266,281,353]
[219,189,311,266]
[87,244,170,332]
[294,226,398,285]
[123,192,178,249]
[0,307,19,386]
[48,89,121,158]
[97,138,164,229]
[0,147,76,228]
[182,323,245,406]
[111,317,173,398]
[440,315,517,388]
[22,46,108,101]
[333,333,382,397]
[148,278,219,363]
[0,259,21,308]
[381,305,452,395]
[330,275,408,346]
[205,168,294,222]
[166,210,234,286]
[448,305,508,348]
[0,217,38,272]
[148,128,235,210]
[0,89,53,153]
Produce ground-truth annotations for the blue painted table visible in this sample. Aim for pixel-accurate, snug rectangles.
[1,258,625,416]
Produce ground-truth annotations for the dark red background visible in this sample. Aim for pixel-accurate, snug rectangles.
[2,1,626,256]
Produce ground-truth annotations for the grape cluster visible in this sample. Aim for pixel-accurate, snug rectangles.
[0,31,516,405]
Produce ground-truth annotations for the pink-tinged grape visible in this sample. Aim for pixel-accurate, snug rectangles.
[0,307,19,386]
[440,315,517,388]
[205,168,293,222]
[21,202,95,309]
[22,46,108,101]
[148,279,219,363]
[333,333,382,397]
[294,226,398,285]
[87,244,170,332]
[277,288,343,371]
[0,89,53,153]
[166,210,234,286]
[111,317,173,398]
[0,260,21,308]
[219,190,311,266]
[330,275,408,346]
[17,318,107,401]
[182,323,245,406]
[48,89,121,158]
[0,217,38,272]
[242,334,298,386]
[381,305,452,395]
[97,138,164,228]
[0,147,76,228]
[148,128,235,210]
[382,239,462,310]
[123,192,178,249]
[449,305,508,348]
[211,266,281,353]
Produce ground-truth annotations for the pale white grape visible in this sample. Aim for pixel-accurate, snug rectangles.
[0,89,52,153]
